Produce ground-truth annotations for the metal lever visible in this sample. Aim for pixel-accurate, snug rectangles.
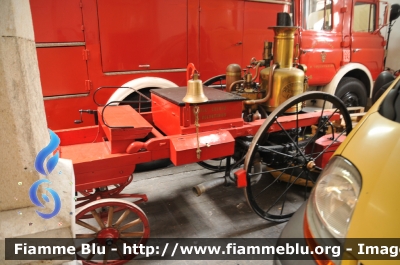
[74,109,98,125]
[74,111,84,124]
[352,48,361,53]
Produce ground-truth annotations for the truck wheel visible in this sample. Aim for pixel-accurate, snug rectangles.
[334,77,367,107]
[122,87,153,112]
[121,90,173,172]
[107,77,178,108]
[203,74,226,90]
[107,78,175,172]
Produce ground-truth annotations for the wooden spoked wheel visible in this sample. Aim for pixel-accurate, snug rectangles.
[75,198,150,264]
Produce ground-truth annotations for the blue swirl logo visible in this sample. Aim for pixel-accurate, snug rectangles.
[29,179,61,219]
[29,129,61,219]
[34,129,60,175]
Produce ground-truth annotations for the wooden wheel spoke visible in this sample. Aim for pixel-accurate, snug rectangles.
[77,220,99,232]
[75,245,81,252]
[75,239,97,253]
[120,231,144,238]
[119,218,142,232]
[103,246,109,265]
[75,198,150,264]
[117,238,132,245]
[76,233,97,238]
[113,209,130,228]
[113,244,124,259]
[86,248,96,261]
[91,210,106,229]
[107,206,114,228]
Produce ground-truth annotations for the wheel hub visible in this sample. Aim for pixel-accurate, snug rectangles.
[296,156,316,172]
[97,227,120,245]
[307,160,316,170]
[342,92,359,107]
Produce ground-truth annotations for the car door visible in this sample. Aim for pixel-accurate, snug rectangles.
[199,0,244,80]
[298,0,343,86]
[350,0,385,80]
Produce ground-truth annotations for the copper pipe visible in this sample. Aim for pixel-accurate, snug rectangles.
[251,62,261,82]
[244,63,278,105]
[228,79,244,93]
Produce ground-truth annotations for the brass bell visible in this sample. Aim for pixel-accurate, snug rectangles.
[182,72,208,103]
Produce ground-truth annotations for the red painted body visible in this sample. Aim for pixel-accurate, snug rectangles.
[295,0,385,87]
[151,87,244,135]
[313,134,346,168]
[234,168,248,188]
[29,0,385,130]
[57,87,342,194]
[96,0,188,72]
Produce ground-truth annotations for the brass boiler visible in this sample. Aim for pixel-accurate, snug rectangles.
[226,63,242,92]
[226,64,264,112]
[260,26,304,112]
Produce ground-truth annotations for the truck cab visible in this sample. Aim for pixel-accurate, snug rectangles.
[296,0,387,106]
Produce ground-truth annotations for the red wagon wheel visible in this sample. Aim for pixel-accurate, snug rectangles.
[75,198,150,265]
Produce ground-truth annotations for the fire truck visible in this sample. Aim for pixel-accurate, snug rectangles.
[29,0,389,130]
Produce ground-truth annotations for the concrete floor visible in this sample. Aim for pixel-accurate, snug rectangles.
[73,162,288,264]
[123,162,286,264]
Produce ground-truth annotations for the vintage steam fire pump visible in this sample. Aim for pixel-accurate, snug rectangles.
[57,13,353,264]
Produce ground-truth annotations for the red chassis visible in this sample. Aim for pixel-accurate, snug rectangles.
[58,85,351,264]
[57,86,342,200]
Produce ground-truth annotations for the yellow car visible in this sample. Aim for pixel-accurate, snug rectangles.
[275,74,400,265]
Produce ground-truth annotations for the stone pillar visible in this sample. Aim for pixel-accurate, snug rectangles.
[0,0,49,212]
[0,0,74,264]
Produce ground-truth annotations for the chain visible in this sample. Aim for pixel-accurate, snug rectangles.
[194,105,201,159]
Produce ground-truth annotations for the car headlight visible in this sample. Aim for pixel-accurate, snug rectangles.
[307,156,362,239]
